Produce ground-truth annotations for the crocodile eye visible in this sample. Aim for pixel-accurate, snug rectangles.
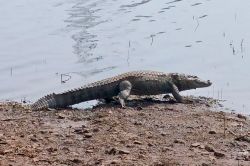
[172,73,179,79]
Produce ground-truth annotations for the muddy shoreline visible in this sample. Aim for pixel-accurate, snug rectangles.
[1,98,250,165]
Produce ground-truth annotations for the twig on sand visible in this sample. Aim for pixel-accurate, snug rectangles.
[223,113,226,138]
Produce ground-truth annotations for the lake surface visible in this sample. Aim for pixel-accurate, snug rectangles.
[1,0,250,113]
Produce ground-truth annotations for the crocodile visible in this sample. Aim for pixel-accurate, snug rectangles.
[31,71,212,111]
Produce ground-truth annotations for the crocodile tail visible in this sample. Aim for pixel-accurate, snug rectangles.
[31,93,57,111]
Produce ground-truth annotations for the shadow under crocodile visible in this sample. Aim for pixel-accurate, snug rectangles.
[82,95,218,111]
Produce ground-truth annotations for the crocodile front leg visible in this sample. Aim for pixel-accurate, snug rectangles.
[118,80,132,108]
[171,83,184,103]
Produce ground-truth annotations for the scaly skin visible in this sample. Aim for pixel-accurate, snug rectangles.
[31,71,212,110]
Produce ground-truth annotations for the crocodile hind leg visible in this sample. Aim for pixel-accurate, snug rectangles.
[118,80,132,108]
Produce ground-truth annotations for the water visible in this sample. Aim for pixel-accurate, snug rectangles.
[0,0,250,113]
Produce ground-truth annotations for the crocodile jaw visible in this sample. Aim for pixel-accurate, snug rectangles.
[171,73,212,91]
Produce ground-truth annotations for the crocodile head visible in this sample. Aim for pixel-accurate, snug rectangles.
[171,73,212,91]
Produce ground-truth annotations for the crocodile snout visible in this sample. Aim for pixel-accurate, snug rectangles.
[207,80,212,86]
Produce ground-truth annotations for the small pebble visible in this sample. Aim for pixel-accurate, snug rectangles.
[134,140,142,145]
[205,145,215,152]
[84,133,93,138]
[191,142,201,147]
[174,139,186,144]
[214,151,225,158]
[208,130,216,134]
[237,114,247,120]
[86,149,93,153]
[118,149,130,154]
[57,113,67,119]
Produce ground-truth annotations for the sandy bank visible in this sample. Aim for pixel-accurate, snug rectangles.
[0,97,250,165]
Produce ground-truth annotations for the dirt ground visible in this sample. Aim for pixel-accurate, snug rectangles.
[1,97,250,166]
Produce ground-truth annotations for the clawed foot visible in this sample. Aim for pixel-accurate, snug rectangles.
[121,105,127,109]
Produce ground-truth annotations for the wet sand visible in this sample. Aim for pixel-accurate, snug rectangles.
[1,97,250,165]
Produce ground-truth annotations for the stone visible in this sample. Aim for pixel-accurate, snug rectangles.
[126,144,134,148]
[74,128,84,134]
[86,150,94,153]
[46,147,57,153]
[235,135,250,143]
[174,139,186,144]
[191,142,201,147]
[205,145,215,152]
[209,156,216,162]
[237,114,247,120]
[160,132,167,136]
[3,149,12,154]
[109,160,120,164]
[118,149,130,154]
[33,158,40,162]
[30,136,38,142]
[201,152,210,156]
[208,130,216,134]
[214,151,225,158]
[0,140,7,145]
[84,133,93,138]
[57,113,67,119]
[134,140,142,145]
[134,121,142,125]
[39,130,47,134]
[93,128,99,132]
[70,159,82,164]
[106,148,117,155]
[200,145,205,149]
